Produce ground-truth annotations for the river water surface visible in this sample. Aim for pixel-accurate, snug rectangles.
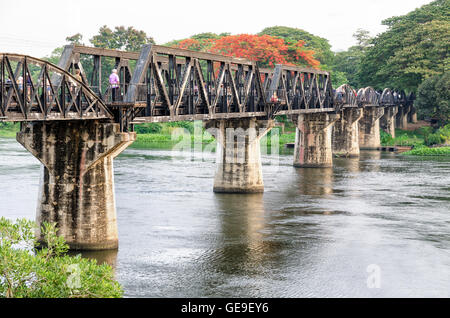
[0,136,449,297]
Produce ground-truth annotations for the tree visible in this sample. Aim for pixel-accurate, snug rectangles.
[332,28,373,88]
[415,72,450,126]
[0,217,123,298]
[358,0,450,91]
[90,25,155,51]
[172,33,320,68]
[66,33,84,45]
[165,32,229,51]
[353,28,372,49]
[259,26,334,67]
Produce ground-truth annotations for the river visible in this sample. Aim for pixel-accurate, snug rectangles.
[0,136,449,297]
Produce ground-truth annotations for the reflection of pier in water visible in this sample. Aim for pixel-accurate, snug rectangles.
[295,167,334,196]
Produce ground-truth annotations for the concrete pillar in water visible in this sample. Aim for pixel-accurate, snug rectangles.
[17,121,136,250]
[396,106,410,129]
[359,107,385,150]
[332,108,363,157]
[207,118,273,193]
[408,105,418,123]
[380,106,398,138]
[293,113,339,167]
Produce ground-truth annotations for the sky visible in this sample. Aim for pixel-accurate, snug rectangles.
[0,0,434,58]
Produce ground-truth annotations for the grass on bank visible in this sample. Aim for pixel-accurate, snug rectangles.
[402,146,450,156]
[0,122,19,138]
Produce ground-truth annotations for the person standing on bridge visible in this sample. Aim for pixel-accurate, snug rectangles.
[109,69,120,102]
[74,69,82,83]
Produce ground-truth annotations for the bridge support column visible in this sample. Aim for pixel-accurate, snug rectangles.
[332,108,363,157]
[17,121,136,250]
[359,107,385,150]
[396,106,410,129]
[294,113,339,167]
[408,105,417,123]
[380,106,398,138]
[207,118,273,193]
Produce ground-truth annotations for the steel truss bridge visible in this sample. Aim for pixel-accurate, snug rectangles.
[0,45,414,131]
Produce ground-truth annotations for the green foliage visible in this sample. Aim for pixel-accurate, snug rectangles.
[380,129,425,146]
[358,0,450,91]
[0,123,19,138]
[66,33,84,45]
[165,121,195,134]
[423,124,450,145]
[332,29,373,88]
[415,72,450,126]
[134,123,163,134]
[330,70,349,88]
[380,131,395,145]
[402,146,450,156]
[0,218,122,298]
[258,26,334,67]
[90,25,155,51]
[164,32,229,49]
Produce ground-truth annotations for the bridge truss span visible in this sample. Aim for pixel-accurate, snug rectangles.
[0,54,112,122]
[0,44,416,130]
[57,45,340,127]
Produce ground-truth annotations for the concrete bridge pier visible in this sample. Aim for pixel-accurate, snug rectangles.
[380,106,398,138]
[332,108,363,157]
[396,106,410,129]
[359,107,385,150]
[408,105,418,123]
[293,113,339,167]
[207,118,273,193]
[17,121,136,250]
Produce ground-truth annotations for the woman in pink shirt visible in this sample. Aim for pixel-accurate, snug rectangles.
[109,69,120,102]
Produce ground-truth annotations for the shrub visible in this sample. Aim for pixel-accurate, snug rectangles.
[134,123,163,134]
[0,218,123,298]
[403,146,450,156]
[381,131,395,145]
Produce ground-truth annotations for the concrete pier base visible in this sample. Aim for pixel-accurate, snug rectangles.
[359,107,385,150]
[332,108,363,157]
[408,106,418,123]
[396,106,410,129]
[17,121,136,250]
[381,106,398,138]
[294,113,339,167]
[207,118,273,193]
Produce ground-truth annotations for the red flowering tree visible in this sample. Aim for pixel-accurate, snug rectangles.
[173,34,320,69]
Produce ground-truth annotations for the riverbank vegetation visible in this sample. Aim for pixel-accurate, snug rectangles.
[381,125,450,147]
[380,124,450,157]
[0,217,123,298]
[0,123,19,138]
[402,146,450,156]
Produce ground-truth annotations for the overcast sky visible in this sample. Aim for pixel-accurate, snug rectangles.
[0,0,433,58]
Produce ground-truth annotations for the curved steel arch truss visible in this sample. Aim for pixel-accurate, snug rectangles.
[0,54,112,121]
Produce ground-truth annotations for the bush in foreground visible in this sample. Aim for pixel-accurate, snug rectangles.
[0,218,123,298]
